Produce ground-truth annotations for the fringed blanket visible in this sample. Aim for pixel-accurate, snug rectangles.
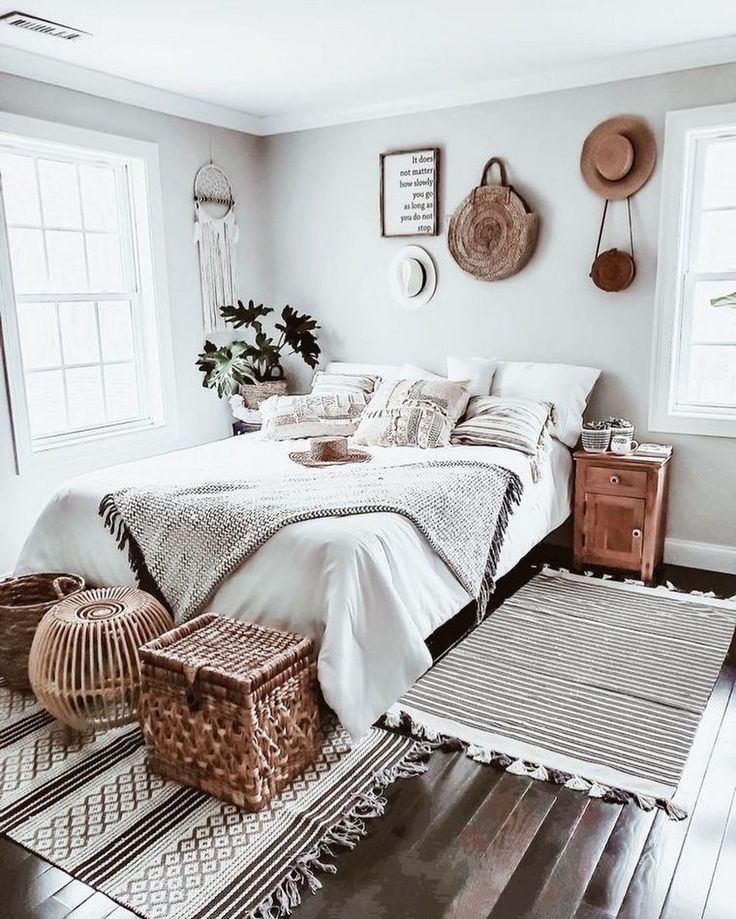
[99,459,522,623]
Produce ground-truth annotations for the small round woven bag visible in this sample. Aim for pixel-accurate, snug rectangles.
[448,157,538,281]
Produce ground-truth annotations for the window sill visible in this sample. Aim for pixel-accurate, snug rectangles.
[648,408,736,438]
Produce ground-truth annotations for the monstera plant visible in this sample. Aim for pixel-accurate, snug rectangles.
[196,299,320,398]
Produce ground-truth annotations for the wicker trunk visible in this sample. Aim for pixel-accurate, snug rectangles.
[138,614,320,811]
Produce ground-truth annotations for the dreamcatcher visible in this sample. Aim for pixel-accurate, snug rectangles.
[194,162,238,332]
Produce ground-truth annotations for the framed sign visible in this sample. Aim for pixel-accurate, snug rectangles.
[380,147,439,237]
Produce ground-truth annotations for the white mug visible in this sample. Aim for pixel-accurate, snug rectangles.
[610,432,639,455]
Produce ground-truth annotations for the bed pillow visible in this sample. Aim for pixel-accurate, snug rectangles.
[399,363,445,381]
[451,395,555,480]
[446,356,497,396]
[260,392,368,440]
[490,361,600,448]
[310,370,380,396]
[354,378,470,449]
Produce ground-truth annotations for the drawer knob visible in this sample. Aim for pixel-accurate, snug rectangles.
[632,528,642,539]
[610,474,620,485]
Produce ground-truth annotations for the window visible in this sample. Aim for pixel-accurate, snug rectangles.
[0,115,173,468]
[651,102,736,437]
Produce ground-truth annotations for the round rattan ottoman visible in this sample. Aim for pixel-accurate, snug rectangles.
[29,586,174,731]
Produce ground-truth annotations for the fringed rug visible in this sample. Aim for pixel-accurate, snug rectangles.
[0,683,429,919]
[385,567,736,820]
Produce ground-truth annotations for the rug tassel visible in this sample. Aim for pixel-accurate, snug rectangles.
[660,798,688,821]
[529,764,549,781]
[565,775,592,792]
[634,793,656,811]
[506,759,529,776]
[588,781,609,799]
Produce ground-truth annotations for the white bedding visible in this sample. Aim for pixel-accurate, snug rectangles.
[16,435,572,738]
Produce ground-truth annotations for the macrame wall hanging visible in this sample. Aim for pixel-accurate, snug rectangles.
[194,162,238,332]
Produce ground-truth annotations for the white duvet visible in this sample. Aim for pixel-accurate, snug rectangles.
[16,435,572,738]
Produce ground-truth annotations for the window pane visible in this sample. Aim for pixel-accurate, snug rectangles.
[695,210,736,272]
[86,233,123,291]
[104,363,139,422]
[17,302,61,369]
[99,300,134,360]
[26,369,67,436]
[59,301,99,365]
[0,153,41,225]
[685,345,736,406]
[46,230,87,291]
[688,280,736,343]
[7,227,46,294]
[79,165,118,231]
[37,159,82,228]
[702,138,736,209]
[66,365,105,428]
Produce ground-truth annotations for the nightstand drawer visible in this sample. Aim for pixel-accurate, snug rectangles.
[585,464,648,496]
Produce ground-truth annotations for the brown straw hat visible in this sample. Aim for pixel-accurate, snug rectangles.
[581,116,656,201]
[289,436,371,467]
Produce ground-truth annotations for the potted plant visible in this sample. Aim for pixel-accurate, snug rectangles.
[581,420,611,453]
[196,299,320,407]
[606,416,635,436]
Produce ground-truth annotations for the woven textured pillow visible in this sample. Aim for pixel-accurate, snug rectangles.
[310,371,380,396]
[260,392,368,440]
[451,395,555,478]
[354,379,470,449]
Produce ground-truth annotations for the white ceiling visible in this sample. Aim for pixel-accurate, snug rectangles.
[1,0,736,134]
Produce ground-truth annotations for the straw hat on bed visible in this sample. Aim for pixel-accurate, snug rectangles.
[580,116,656,200]
[289,436,371,467]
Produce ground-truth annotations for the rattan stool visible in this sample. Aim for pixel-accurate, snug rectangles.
[29,586,174,731]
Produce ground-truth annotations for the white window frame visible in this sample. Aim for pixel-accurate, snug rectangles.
[650,101,736,438]
[0,113,177,473]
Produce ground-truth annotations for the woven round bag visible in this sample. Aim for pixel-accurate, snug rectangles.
[448,157,538,281]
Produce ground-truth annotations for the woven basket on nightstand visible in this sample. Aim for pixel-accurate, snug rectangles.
[138,614,320,810]
[240,379,288,409]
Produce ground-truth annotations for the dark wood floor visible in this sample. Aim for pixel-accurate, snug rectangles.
[3,549,736,919]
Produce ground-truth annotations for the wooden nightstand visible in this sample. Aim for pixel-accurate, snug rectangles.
[573,450,671,584]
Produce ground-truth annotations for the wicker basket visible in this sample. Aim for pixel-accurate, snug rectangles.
[240,379,288,409]
[139,614,320,810]
[0,572,85,689]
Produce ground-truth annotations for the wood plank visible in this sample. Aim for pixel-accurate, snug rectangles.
[528,799,622,919]
[617,666,736,919]
[702,784,736,919]
[487,789,590,919]
[446,778,557,917]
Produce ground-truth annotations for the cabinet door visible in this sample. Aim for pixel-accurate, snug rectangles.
[582,493,645,570]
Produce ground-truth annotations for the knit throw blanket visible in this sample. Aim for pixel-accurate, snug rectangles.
[99,459,522,623]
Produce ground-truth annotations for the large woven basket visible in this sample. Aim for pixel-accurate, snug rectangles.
[139,614,320,810]
[448,157,538,281]
[240,378,288,409]
[0,572,85,689]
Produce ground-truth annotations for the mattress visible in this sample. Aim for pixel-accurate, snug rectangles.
[16,435,572,738]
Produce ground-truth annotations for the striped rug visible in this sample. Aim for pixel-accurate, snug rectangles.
[0,684,429,919]
[387,568,736,819]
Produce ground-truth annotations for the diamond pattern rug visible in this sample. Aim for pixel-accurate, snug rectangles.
[0,682,429,918]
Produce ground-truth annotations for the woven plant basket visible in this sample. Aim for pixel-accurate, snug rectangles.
[240,378,288,409]
[0,572,85,689]
[581,426,612,453]
[448,157,538,281]
[139,614,320,811]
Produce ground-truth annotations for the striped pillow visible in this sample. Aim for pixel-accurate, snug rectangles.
[451,395,555,478]
[310,371,380,396]
[354,378,470,449]
[260,392,368,440]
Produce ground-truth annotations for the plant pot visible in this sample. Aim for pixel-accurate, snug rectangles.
[240,379,288,409]
[581,426,611,453]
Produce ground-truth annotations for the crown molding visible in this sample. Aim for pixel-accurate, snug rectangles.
[1,34,736,138]
[261,34,736,135]
[0,45,265,135]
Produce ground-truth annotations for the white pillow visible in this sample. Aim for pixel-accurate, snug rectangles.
[399,363,445,381]
[311,370,379,396]
[446,356,496,397]
[490,361,600,447]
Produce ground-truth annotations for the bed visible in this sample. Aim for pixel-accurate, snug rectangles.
[16,430,572,738]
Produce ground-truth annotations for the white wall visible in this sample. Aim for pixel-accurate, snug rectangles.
[0,72,267,572]
[262,63,736,558]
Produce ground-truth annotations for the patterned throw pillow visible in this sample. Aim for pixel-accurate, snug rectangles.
[353,379,470,449]
[451,395,555,478]
[310,371,380,396]
[260,392,369,440]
